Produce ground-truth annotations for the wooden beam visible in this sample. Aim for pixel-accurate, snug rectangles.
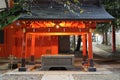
[27,32,87,36]
[26,27,89,34]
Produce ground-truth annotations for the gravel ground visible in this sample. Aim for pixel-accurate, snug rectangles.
[0,74,43,80]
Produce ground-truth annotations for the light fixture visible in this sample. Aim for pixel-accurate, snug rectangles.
[10,26,14,29]
[16,22,20,26]
[55,25,60,29]
[23,28,26,33]
[48,28,50,32]
[33,29,35,32]
[63,28,66,32]
[96,33,99,37]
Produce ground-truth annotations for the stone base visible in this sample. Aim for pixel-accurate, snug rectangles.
[41,66,74,70]
[88,67,96,72]
[41,55,74,70]
[18,67,27,71]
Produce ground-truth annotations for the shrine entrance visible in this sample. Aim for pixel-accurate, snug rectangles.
[26,34,71,57]
[16,20,97,71]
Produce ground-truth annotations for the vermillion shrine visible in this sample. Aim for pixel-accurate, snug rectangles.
[0,0,114,71]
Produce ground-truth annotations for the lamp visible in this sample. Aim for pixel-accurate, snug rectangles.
[55,25,60,29]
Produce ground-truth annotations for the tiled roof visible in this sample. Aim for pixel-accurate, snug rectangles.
[19,1,114,20]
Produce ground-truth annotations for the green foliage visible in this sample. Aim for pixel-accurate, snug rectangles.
[95,0,120,33]
[73,0,79,3]
[102,0,120,25]
[80,9,84,13]
[67,1,71,5]
[0,0,25,29]
[94,24,111,34]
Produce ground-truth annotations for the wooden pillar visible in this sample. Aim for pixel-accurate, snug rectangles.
[25,34,28,59]
[82,34,87,62]
[19,28,26,71]
[30,34,35,64]
[112,25,116,52]
[87,32,96,71]
[88,32,93,61]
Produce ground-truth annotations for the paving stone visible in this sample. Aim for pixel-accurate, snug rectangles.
[41,74,74,80]
[0,74,43,80]
[0,44,120,80]
[72,74,120,80]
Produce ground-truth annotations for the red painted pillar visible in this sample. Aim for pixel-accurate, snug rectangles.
[88,32,93,60]
[30,34,35,64]
[25,34,28,58]
[82,34,87,62]
[87,32,96,71]
[19,28,27,71]
[112,25,116,52]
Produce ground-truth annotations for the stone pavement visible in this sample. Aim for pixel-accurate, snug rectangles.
[95,43,120,57]
[0,43,120,80]
[42,74,74,80]
[73,74,120,80]
[0,70,119,80]
[93,44,112,58]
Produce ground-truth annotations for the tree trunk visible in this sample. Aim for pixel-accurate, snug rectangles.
[102,32,105,44]
[75,35,81,51]
[104,32,108,45]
